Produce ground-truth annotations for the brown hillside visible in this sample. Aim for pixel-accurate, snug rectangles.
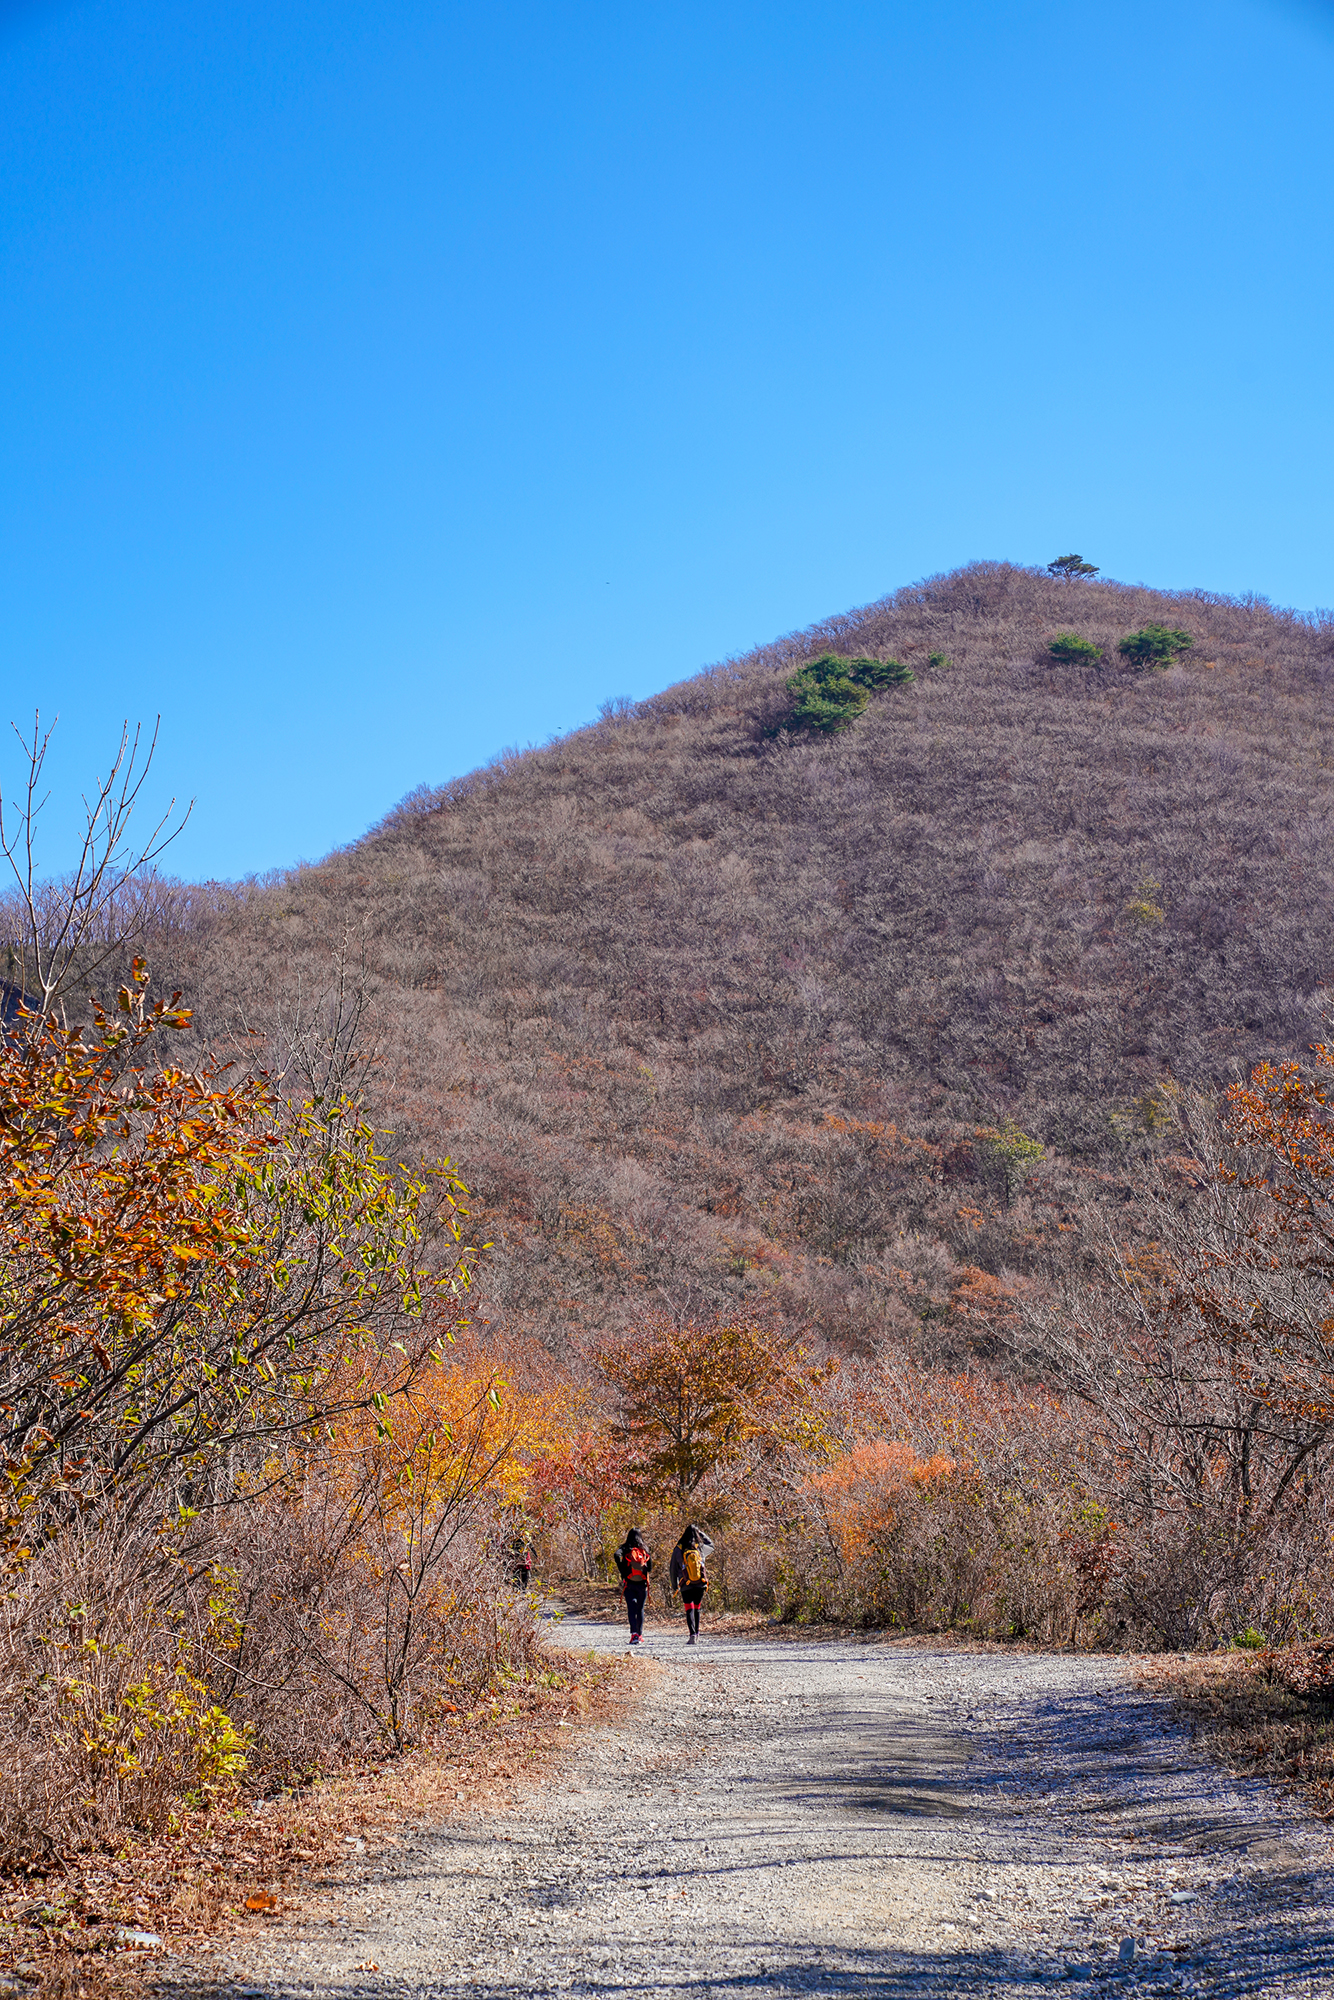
[155,561,1334,1353]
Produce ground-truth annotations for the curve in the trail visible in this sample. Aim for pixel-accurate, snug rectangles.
[177,1615,1334,2000]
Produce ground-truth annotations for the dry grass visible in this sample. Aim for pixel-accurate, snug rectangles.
[1138,1647,1334,1821]
[0,1644,635,2000]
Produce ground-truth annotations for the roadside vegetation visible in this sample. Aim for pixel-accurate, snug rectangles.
[519,1040,1334,1657]
[1143,1644,1334,1823]
[0,734,575,1988]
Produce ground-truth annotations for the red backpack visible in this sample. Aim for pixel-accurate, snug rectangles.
[622,1545,649,1584]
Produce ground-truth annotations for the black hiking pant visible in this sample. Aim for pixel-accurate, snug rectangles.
[624,1583,647,1637]
[682,1582,705,1637]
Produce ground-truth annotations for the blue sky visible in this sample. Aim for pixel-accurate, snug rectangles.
[2,0,1332,880]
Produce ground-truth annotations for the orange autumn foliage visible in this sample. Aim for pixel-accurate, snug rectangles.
[598,1307,831,1505]
[804,1438,955,1563]
[0,965,477,1567]
[0,971,275,1559]
[330,1327,571,1528]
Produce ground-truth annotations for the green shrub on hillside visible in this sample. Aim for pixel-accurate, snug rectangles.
[787,663,868,733]
[785,652,913,734]
[1047,631,1103,665]
[848,654,914,690]
[1118,624,1193,670]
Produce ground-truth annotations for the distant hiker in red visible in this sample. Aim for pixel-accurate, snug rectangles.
[615,1530,652,1646]
[508,1529,534,1591]
[669,1524,714,1645]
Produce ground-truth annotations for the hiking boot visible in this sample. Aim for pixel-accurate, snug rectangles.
[686,1634,696,1645]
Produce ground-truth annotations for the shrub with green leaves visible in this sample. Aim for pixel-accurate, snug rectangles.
[975,1119,1045,1198]
[786,664,868,733]
[785,653,913,733]
[847,654,914,690]
[1048,631,1103,665]
[1117,624,1193,671]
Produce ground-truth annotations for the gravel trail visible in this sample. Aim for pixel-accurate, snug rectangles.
[183,1613,1334,2000]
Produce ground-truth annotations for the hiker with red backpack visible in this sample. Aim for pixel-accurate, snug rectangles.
[614,1530,652,1646]
[669,1524,714,1645]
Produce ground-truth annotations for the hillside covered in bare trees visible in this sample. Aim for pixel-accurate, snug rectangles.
[5,554,1334,1912]
[139,560,1333,1357]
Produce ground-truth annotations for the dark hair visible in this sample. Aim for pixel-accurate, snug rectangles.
[625,1529,645,1550]
[681,1526,699,1549]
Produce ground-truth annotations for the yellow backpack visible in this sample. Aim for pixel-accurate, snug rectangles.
[683,1547,704,1584]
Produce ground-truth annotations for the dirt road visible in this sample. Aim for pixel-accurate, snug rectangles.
[182,1614,1334,1999]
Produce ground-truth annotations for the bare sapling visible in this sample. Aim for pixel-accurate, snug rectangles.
[0,713,192,1022]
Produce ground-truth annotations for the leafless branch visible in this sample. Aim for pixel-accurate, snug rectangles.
[0,712,192,1020]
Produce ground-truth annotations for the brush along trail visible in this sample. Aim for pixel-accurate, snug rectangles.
[180,1614,1334,2000]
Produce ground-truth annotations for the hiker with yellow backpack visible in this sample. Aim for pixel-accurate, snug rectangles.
[614,1529,652,1646]
[669,1524,714,1645]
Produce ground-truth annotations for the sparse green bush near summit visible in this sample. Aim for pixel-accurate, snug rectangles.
[1047,631,1103,665]
[786,659,868,733]
[845,653,914,690]
[1047,553,1100,580]
[785,651,913,733]
[1118,623,1194,670]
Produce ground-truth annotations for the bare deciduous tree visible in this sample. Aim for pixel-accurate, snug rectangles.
[0,713,191,1020]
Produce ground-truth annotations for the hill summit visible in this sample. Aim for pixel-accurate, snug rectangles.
[164,561,1334,1352]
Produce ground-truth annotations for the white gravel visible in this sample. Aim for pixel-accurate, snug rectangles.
[176,1610,1334,1999]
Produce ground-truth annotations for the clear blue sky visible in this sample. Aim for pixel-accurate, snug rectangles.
[2,0,1332,880]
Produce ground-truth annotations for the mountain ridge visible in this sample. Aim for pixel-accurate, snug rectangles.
[149,559,1334,1353]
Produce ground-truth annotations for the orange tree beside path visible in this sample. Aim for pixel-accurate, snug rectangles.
[596,1309,834,1509]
